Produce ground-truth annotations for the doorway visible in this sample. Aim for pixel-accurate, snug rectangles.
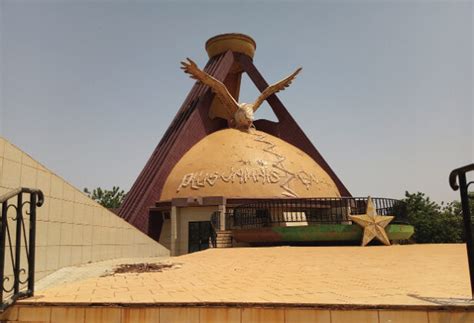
[188,221,212,253]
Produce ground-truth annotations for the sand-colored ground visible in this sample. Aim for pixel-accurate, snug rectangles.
[21,244,473,307]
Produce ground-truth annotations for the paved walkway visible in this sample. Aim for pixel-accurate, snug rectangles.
[23,244,473,307]
[36,257,170,291]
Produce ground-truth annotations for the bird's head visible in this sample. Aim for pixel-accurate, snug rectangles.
[234,103,255,130]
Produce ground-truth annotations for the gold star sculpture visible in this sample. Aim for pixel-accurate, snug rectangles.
[350,197,394,246]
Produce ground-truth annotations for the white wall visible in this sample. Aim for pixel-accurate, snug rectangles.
[159,218,171,251]
[0,136,169,281]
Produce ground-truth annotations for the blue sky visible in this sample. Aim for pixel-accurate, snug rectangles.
[0,1,472,202]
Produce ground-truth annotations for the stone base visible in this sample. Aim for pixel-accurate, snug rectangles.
[4,303,473,323]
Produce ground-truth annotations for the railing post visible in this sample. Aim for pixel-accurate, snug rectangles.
[0,201,7,304]
[14,193,22,295]
[28,193,37,294]
[449,164,474,299]
[458,172,474,297]
[0,188,43,310]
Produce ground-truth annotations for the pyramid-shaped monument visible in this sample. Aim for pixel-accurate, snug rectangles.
[118,33,351,234]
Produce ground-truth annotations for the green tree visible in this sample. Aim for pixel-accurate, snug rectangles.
[446,192,474,222]
[402,191,463,243]
[83,186,126,209]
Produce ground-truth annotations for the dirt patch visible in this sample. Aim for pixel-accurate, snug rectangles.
[103,263,178,276]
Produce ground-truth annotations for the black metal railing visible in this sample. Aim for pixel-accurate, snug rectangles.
[0,188,43,311]
[211,197,407,230]
[450,164,474,298]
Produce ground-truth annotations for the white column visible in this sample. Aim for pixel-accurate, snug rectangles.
[171,206,178,256]
[219,204,226,231]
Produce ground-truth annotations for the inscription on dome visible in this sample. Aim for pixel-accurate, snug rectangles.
[176,133,333,197]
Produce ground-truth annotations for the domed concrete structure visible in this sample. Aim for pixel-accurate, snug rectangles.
[160,129,341,201]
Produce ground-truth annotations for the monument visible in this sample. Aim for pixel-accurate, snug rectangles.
[118,33,414,255]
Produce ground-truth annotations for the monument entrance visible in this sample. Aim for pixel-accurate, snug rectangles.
[188,221,212,253]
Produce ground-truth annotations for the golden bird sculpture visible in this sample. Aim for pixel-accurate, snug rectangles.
[181,58,302,130]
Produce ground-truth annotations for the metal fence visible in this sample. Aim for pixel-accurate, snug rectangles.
[211,197,407,231]
[450,164,474,298]
[0,188,43,311]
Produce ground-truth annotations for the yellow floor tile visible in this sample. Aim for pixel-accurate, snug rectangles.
[285,309,330,323]
[0,306,18,321]
[199,307,241,323]
[18,306,51,322]
[18,245,474,310]
[159,307,199,323]
[50,307,85,323]
[379,310,428,323]
[330,310,379,323]
[122,308,160,323]
[241,307,285,323]
[428,310,474,323]
[84,307,122,323]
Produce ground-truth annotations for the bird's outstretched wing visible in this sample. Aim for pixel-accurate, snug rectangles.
[181,58,239,119]
[252,67,302,112]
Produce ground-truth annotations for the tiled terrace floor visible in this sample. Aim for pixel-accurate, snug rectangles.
[20,244,473,308]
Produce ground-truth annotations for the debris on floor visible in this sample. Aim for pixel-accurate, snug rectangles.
[104,263,179,276]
